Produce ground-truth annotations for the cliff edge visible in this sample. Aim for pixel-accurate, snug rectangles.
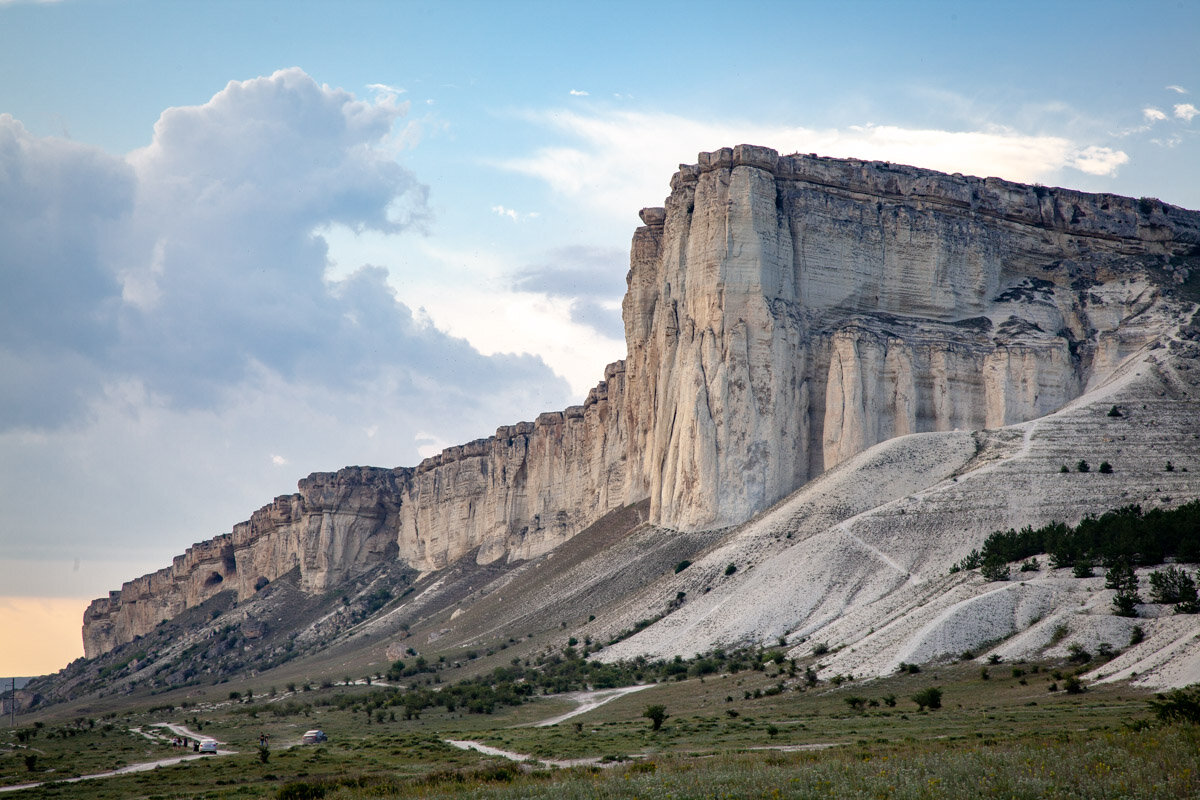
[82,146,1200,658]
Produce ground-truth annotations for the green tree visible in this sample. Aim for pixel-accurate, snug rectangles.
[911,687,942,711]
[643,704,668,731]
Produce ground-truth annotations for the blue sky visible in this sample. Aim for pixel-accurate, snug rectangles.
[2,0,1197,674]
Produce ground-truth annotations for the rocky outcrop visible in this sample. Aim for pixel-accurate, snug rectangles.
[82,146,1200,658]
[82,365,632,657]
[624,145,1197,529]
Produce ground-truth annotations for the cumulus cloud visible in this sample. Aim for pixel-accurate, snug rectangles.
[513,246,626,340]
[0,69,571,566]
[1144,107,1168,122]
[1175,103,1199,122]
[498,110,1131,222]
[569,89,589,97]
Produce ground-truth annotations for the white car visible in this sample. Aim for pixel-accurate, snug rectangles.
[301,729,327,744]
[198,738,219,754]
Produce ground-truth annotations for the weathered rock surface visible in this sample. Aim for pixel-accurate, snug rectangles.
[82,146,1200,659]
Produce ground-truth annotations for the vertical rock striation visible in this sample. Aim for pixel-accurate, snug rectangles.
[82,147,1200,657]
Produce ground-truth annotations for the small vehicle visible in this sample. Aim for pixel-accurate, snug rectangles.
[198,738,219,754]
[301,729,327,744]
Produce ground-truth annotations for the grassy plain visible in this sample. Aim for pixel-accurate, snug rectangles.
[3,660,1197,799]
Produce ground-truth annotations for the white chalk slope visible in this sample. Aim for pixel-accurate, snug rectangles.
[601,328,1200,689]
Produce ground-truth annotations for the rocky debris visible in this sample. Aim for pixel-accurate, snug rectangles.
[82,147,1200,659]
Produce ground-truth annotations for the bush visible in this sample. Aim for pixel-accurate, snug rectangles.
[724,563,737,576]
[844,696,867,711]
[1073,559,1095,578]
[1067,643,1092,664]
[812,642,829,656]
[1099,461,1113,474]
[911,687,942,711]
[1130,625,1146,646]
[1150,686,1200,724]
[674,560,691,574]
[1076,460,1090,473]
[1064,675,1087,694]
[1107,405,1123,417]
[643,704,668,731]
[278,782,328,800]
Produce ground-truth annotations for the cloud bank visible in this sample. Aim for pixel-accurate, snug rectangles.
[1,69,570,574]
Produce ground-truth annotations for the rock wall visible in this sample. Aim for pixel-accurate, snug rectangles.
[624,145,1198,529]
[82,365,632,657]
[82,146,1200,657]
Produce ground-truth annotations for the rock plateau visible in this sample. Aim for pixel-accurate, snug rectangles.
[81,146,1200,675]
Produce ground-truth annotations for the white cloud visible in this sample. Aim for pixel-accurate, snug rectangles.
[1175,103,1199,122]
[1,69,572,571]
[498,110,1130,223]
[491,204,538,222]
[1167,85,1188,94]
[1144,107,1168,122]
[569,89,589,97]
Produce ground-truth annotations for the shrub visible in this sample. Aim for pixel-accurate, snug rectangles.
[674,560,691,574]
[1130,625,1146,646]
[812,642,829,656]
[1020,558,1041,572]
[1107,405,1123,417]
[1149,686,1200,724]
[766,723,779,738]
[1064,675,1087,694]
[1073,559,1095,578]
[643,704,668,731]
[1067,644,1092,664]
[1076,460,1090,473]
[844,696,867,711]
[1060,464,1070,473]
[1099,461,1113,474]
[278,782,328,800]
[911,687,942,711]
[724,563,737,576]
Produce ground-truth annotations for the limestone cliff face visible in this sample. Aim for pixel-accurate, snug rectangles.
[624,145,1198,529]
[82,366,632,657]
[82,146,1200,658]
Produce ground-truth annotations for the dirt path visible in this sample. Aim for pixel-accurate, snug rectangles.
[0,724,235,794]
[444,739,610,768]
[533,684,653,727]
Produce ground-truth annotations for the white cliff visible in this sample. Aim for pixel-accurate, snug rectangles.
[82,146,1200,658]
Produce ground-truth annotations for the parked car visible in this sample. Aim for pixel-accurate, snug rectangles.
[198,738,219,754]
[301,729,327,744]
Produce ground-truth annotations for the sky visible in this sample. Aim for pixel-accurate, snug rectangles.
[1,0,1197,676]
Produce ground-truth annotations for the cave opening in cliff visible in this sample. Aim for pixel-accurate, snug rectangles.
[204,571,224,587]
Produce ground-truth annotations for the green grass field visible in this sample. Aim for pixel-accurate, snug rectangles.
[3,658,1197,799]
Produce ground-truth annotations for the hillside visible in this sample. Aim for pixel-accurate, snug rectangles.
[9,146,1200,715]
